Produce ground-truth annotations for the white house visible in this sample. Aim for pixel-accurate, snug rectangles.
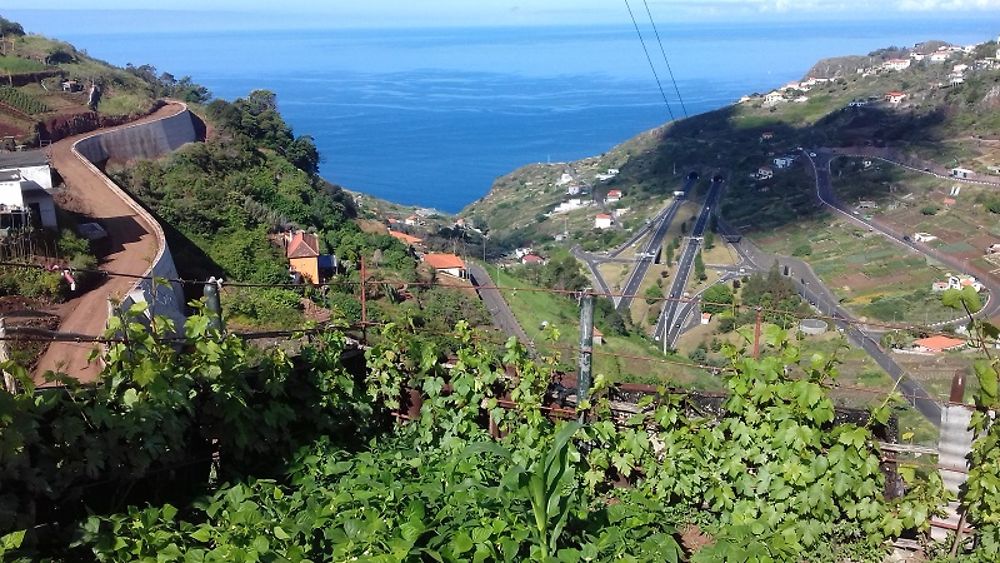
[700,312,713,325]
[0,151,57,230]
[595,168,620,182]
[606,189,622,203]
[947,274,984,292]
[763,91,786,105]
[931,281,950,292]
[552,198,588,214]
[883,58,911,71]
[556,172,574,186]
[929,51,950,63]
[773,156,795,169]
[566,184,581,196]
[913,232,937,243]
[885,91,907,105]
[986,243,1000,255]
[757,166,774,180]
[951,167,975,179]
[953,63,969,74]
[594,213,614,229]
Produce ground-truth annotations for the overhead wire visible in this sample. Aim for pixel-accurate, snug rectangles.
[1,260,997,347]
[622,0,677,121]
[639,0,688,118]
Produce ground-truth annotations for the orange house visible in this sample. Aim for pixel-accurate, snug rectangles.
[286,230,322,283]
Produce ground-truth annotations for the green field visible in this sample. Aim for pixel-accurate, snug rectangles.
[490,265,723,390]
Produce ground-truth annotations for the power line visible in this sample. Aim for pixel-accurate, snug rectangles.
[640,0,688,118]
[622,0,676,121]
[1,260,995,347]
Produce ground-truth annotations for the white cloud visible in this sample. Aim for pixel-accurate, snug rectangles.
[897,0,1000,10]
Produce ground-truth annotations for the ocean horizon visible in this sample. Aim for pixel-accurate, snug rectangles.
[13,16,1000,212]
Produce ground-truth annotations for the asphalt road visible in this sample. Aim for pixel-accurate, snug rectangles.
[655,179,724,343]
[717,215,943,425]
[808,150,1000,323]
[614,176,696,311]
[468,263,531,346]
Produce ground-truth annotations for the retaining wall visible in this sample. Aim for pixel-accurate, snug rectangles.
[72,104,198,330]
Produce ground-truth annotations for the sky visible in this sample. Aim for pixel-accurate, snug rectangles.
[4,0,1000,30]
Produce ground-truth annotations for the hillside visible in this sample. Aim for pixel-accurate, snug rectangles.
[0,16,212,145]
[0,15,490,349]
[462,37,1000,248]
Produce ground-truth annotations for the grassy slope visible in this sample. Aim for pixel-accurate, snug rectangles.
[490,265,723,391]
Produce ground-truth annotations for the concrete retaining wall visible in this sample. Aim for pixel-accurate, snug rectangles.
[72,104,198,330]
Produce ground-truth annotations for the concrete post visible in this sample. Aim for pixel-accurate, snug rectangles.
[0,318,16,394]
[931,373,974,541]
[204,277,224,333]
[578,289,594,422]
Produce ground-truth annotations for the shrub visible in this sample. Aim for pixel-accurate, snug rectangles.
[792,242,813,257]
[920,205,939,216]
[224,287,302,327]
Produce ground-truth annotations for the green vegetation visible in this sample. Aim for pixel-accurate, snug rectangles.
[702,283,734,315]
[0,305,968,560]
[0,86,49,115]
[0,55,45,74]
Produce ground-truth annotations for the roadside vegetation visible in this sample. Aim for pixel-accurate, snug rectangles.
[5,289,1000,560]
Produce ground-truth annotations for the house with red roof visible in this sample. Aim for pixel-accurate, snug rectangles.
[521,254,545,266]
[606,189,623,203]
[389,231,424,248]
[423,253,467,279]
[592,327,604,346]
[913,335,966,354]
[885,91,906,105]
[285,230,332,284]
[594,213,614,230]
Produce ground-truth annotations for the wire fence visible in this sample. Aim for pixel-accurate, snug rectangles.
[1,259,995,410]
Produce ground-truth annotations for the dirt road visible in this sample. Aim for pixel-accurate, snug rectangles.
[33,103,186,384]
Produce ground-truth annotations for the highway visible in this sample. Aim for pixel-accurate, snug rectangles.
[613,176,696,311]
[654,178,724,344]
[716,215,943,425]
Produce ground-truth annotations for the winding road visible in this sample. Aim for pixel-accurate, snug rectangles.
[34,103,188,384]
[717,216,942,425]
[808,149,1000,323]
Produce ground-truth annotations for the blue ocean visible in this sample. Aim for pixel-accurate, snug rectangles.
[11,14,1000,212]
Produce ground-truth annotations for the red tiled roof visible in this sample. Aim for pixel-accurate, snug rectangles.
[389,231,424,245]
[423,253,466,270]
[522,254,544,264]
[287,231,321,259]
[607,189,622,197]
[596,213,613,220]
[592,327,603,337]
[914,335,965,352]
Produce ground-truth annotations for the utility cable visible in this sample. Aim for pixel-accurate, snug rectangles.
[622,0,676,121]
[640,0,688,118]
